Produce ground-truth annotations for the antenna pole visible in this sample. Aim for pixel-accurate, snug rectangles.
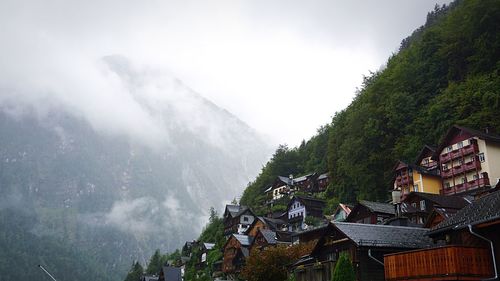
[38,264,58,281]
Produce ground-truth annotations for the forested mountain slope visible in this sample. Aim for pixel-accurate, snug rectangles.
[241,0,500,210]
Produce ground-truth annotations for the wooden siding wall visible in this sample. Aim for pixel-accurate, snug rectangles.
[294,262,334,281]
[384,246,493,281]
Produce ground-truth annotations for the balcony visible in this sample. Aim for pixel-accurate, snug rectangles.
[463,159,481,172]
[440,143,479,163]
[442,177,490,195]
[440,152,452,163]
[384,245,494,281]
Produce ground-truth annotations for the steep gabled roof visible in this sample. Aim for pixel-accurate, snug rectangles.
[333,222,433,248]
[429,190,500,235]
[403,192,469,209]
[224,205,242,218]
[258,229,277,245]
[432,125,500,159]
[414,145,436,165]
[233,234,254,247]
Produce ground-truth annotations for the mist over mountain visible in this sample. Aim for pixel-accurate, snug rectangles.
[0,56,271,280]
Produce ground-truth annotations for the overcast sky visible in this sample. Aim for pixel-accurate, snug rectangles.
[0,0,452,147]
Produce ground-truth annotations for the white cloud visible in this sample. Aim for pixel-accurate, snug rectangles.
[0,0,453,146]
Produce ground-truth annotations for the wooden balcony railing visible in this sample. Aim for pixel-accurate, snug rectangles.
[384,245,493,281]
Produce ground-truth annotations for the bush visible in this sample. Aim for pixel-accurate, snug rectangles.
[331,253,355,281]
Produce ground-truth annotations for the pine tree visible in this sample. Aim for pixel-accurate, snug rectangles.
[146,249,162,275]
[124,261,143,281]
[331,253,356,281]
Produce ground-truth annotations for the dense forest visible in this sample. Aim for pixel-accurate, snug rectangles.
[241,0,500,211]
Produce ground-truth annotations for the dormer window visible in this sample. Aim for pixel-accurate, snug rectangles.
[447,146,453,152]
[457,141,463,148]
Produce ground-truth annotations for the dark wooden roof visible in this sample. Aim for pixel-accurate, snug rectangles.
[403,192,469,209]
[429,190,500,235]
[432,125,500,159]
[414,145,436,165]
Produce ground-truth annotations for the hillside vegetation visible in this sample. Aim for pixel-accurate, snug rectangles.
[241,0,500,210]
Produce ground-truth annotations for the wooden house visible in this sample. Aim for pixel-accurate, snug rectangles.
[400,192,469,225]
[331,203,352,222]
[223,205,256,237]
[250,229,277,252]
[222,234,254,275]
[384,189,500,281]
[346,200,395,224]
[392,160,441,202]
[245,216,286,237]
[287,196,326,231]
[291,222,433,281]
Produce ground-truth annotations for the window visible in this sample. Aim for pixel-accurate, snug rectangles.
[243,216,249,222]
[457,159,463,165]
[420,200,426,211]
[461,177,466,184]
[473,174,479,180]
[447,146,453,152]
[457,141,463,148]
[442,164,448,170]
[478,153,485,162]
[412,203,417,208]
[445,182,451,189]
[413,184,418,192]
[423,158,429,165]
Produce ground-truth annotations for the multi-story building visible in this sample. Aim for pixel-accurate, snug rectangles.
[392,159,441,201]
[432,126,500,196]
[287,196,326,231]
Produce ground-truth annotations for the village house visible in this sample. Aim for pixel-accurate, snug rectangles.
[432,125,500,196]
[392,160,442,201]
[287,196,326,231]
[398,192,469,225]
[265,173,331,203]
[195,242,215,270]
[384,188,499,281]
[346,200,395,224]
[222,234,254,276]
[250,228,278,252]
[223,205,256,238]
[245,216,286,237]
[291,222,433,281]
[331,203,352,222]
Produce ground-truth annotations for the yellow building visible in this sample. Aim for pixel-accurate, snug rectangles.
[392,160,442,201]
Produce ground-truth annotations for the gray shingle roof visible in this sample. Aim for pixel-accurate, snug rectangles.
[359,200,395,215]
[333,222,433,248]
[161,266,182,281]
[259,229,277,244]
[430,190,500,234]
[225,205,242,217]
[233,234,254,246]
